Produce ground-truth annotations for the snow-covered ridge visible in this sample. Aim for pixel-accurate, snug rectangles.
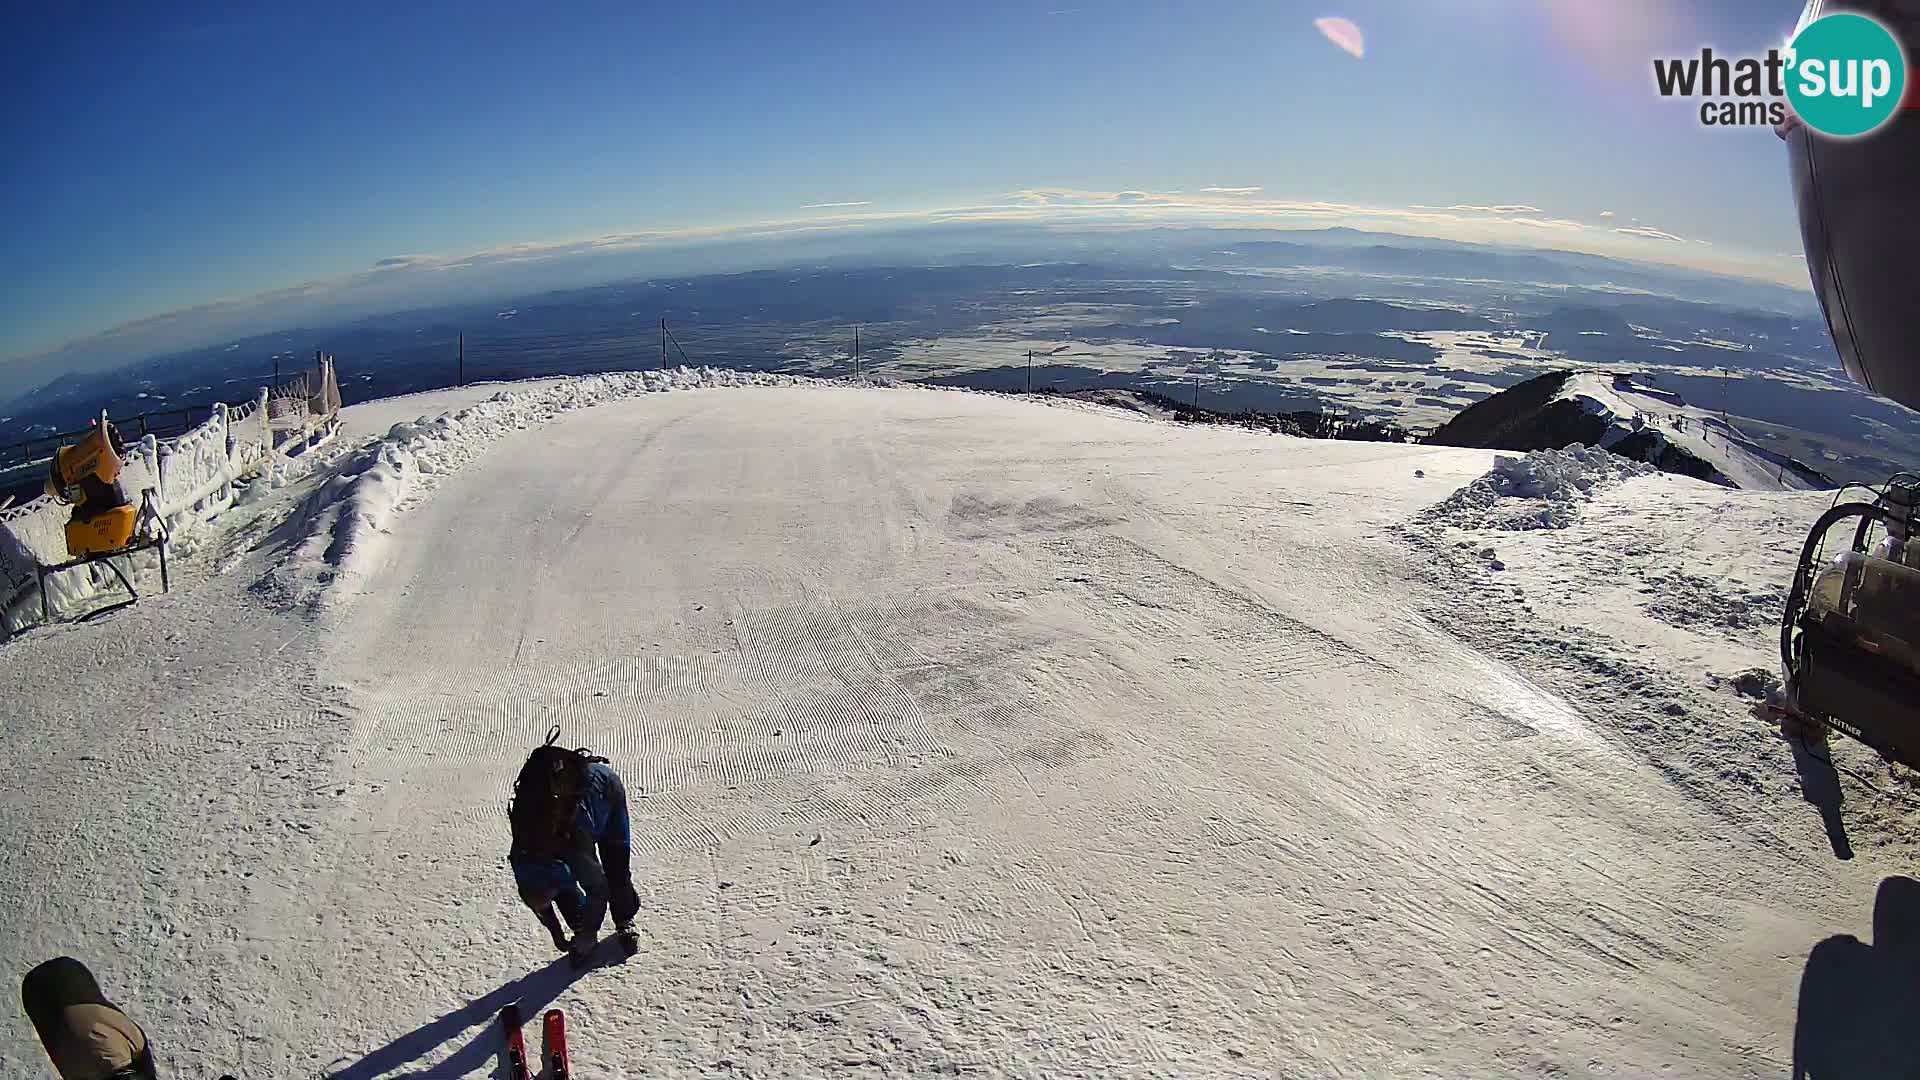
[254,367,842,610]
[1555,372,1829,492]
[1429,368,1832,493]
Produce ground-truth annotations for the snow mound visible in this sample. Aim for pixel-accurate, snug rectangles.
[255,367,826,609]
[238,447,329,508]
[1422,444,1654,530]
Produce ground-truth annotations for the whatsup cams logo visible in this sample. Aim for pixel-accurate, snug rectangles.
[1654,10,1908,137]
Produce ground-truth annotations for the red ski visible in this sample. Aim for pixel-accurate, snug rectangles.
[543,1008,572,1080]
[500,1004,532,1080]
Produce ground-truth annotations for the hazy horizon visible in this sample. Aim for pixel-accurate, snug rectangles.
[7,1,1814,396]
[0,213,1816,404]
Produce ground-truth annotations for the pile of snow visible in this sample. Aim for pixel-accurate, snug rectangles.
[1422,444,1654,530]
[255,367,830,609]
[235,442,339,510]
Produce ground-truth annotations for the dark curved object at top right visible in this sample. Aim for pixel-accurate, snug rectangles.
[1786,0,1920,412]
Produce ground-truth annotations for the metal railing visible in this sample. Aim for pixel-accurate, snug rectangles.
[2,405,214,470]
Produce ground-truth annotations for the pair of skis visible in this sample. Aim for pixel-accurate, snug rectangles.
[500,1003,570,1080]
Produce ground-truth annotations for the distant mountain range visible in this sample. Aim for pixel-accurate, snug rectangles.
[0,223,1815,409]
[1199,229,1815,313]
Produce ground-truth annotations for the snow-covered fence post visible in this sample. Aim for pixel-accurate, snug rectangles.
[213,404,231,503]
[141,433,159,500]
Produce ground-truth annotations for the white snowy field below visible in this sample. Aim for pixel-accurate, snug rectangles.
[1,376,1915,1079]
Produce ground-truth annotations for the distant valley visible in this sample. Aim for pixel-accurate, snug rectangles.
[4,229,1914,486]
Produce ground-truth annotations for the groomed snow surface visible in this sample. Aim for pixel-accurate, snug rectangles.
[1,371,1913,1079]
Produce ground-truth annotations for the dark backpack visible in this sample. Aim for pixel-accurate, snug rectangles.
[507,726,608,858]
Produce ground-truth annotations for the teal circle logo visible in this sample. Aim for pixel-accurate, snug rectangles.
[1786,12,1908,137]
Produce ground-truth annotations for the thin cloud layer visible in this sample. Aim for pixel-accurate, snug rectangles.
[800,200,872,209]
[1614,225,1686,242]
[1201,186,1263,195]
[1414,204,1546,215]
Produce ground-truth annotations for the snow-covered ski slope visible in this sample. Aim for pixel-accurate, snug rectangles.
[0,374,1909,1079]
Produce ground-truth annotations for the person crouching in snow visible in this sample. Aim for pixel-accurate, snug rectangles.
[507,729,641,968]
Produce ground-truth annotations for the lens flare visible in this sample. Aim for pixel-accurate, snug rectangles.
[1315,16,1365,59]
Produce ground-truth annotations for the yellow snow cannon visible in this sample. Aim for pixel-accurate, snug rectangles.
[44,417,138,557]
[1780,473,1920,767]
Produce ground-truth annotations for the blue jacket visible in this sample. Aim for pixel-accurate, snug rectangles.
[574,762,631,849]
[510,762,631,900]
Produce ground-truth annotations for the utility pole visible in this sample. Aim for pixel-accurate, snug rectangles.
[1192,373,1201,411]
[457,333,465,386]
[273,360,280,388]
[660,318,668,370]
[1027,349,1033,392]
[854,324,862,379]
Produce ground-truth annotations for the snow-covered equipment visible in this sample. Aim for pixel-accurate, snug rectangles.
[36,413,170,617]
[1780,473,1920,766]
[44,414,138,556]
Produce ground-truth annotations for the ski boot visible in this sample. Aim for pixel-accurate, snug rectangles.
[615,920,640,957]
[534,902,572,954]
[565,930,598,972]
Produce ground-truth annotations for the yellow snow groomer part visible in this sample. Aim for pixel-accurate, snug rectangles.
[44,418,138,557]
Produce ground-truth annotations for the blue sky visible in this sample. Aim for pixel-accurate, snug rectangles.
[3,0,1810,384]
